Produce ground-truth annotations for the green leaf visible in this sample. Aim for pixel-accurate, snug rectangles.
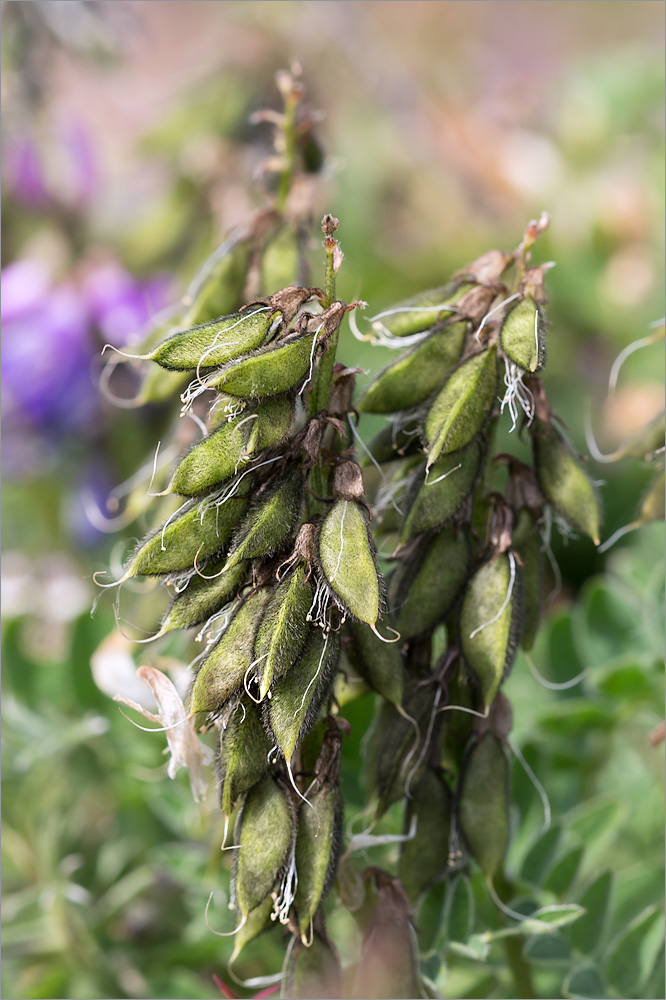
[448,935,490,962]
[536,700,616,737]
[566,798,625,851]
[523,931,572,966]
[543,846,585,897]
[520,824,562,887]
[593,660,658,704]
[563,962,608,999]
[445,875,475,944]
[570,871,614,955]
[605,905,665,997]
[520,904,586,935]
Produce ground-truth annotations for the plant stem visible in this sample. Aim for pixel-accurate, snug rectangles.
[276,88,298,215]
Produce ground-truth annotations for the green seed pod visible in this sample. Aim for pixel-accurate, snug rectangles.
[533,420,601,544]
[358,321,467,414]
[125,491,250,577]
[184,237,251,327]
[370,282,475,338]
[511,508,543,652]
[190,589,271,715]
[267,630,340,763]
[160,560,246,634]
[294,784,344,941]
[318,499,380,625]
[399,768,452,902]
[345,619,405,707]
[370,686,436,817]
[401,440,484,540]
[230,895,273,964]
[499,296,546,373]
[218,695,271,817]
[459,552,523,708]
[150,308,277,371]
[209,329,318,399]
[425,347,498,467]
[363,417,424,465]
[457,733,510,878]
[260,223,302,294]
[282,933,342,1000]
[223,472,304,573]
[394,527,471,640]
[234,777,294,917]
[253,565,314,700]
[168,395,295,496]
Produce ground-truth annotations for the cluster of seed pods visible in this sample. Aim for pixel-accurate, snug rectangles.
[112,211,397,988]
[356,218,602,904]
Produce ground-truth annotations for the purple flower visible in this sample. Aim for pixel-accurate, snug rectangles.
[83,263,173,347]
[3,135,50,209]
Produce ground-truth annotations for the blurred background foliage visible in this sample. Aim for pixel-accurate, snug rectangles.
[1,3,663,999]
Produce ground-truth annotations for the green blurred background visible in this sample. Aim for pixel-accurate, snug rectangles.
[2,3,664,998]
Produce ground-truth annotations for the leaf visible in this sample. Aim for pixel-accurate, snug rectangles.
[563,962,608,999]
[605,905,665,997]
[523,931,572,966]
[566,798,625,851]
[536,700,616,737]
[543,846,585,897]
[569,871,614,955]
[444,875,475,944]
[519,904,586,936]
[520,824,562,887]
[447,935,490,962]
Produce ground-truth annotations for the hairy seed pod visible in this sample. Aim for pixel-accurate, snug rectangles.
[218,695,271,817]
[190,589,271,715]
[234,777,294,917]
[125,492,250,577]
[459,553,523,708]
[294,784,344,941]
[457,733,510,877]
[282,933,342,1000]
[230,895,273,964]
[395,527,471,640]
[370,686,436,817]
[160,560,246,634]
[151,308,277,371]
[401,441,483,540]
[223,473,304,573]
[253,565,314,700]
[345,619,405,707]
[318,499,380,625]
[499,296,546,373]
[184,237,251,327]
[209,329,319,399]
[532,420,601,543]
[399,768,452,902]
[168,396,295,496]
[425,347,498,467]
[260,223,302,294]
[370,282,475,338]
[267,630,340,763]
[511,508,543,652]
[358,321,467,414]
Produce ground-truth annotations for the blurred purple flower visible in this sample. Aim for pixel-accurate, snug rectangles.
[58,117,99,207]
[83,263,173,347]
[3,135,50,209]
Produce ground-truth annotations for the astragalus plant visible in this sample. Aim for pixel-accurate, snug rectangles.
[98,71,663,1000]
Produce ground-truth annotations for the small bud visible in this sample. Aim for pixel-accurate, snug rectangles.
[457,733,510,878]
[318,499,380,626]
[321,214,339,236]
[358,321,467,414]
[425,347,498,467]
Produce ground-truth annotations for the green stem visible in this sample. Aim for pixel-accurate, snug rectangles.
[504,935,538,1000]
[276,93,297,214]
